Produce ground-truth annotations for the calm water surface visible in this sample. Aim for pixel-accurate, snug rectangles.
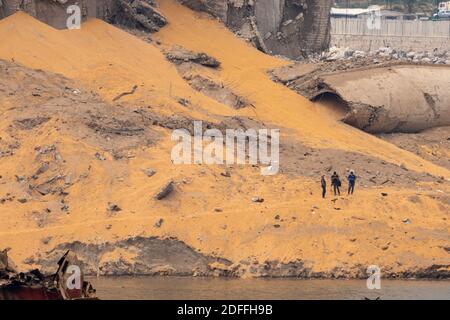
[89,277,450,300]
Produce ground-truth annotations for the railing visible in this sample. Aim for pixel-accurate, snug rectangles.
[331,18,450,38]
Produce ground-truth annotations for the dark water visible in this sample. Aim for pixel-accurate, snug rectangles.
[89,277,450,300]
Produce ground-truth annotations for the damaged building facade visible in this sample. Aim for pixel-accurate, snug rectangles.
[0,0,333,58]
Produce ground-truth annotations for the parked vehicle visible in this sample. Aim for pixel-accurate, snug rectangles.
[438,1,450,12]
[432,10,450,20]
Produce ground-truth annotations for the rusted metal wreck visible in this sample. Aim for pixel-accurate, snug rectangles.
[0,249,97,300]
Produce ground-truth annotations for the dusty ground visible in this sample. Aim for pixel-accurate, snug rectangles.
[0,0,448,278]
[378,126,450,171]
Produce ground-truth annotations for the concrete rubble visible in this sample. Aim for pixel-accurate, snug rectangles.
[307,46,450,65]
[165,46,221,68]
[164,46,249,109]
[154,180,174,200]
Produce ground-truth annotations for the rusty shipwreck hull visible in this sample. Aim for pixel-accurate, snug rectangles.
[0,283,61,300]
[0,249,97,300]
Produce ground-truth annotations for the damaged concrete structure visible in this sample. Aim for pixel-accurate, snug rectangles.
[0,0,333,58]
[179,0,333,58]
[312,65,450,133]
[273,63,450,133]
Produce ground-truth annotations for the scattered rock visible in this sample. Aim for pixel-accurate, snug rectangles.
[381,193,388,197]
[35,162,50,176]
[95,152,106,161]
[23,257,35,265]
[252,197,264,203]
[61,204,69,213]
[178,98,190,106]
[143,168,157,177]
[166,47,221,68]
[41,237,52,245]
[108,203,122,214]
[14,117,51,130]
[64,175,72,185]
[154,218,164,228]
[154,180,174,200]
[0,194,14,204]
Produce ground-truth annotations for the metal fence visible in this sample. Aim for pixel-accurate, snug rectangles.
[331,18,450,38]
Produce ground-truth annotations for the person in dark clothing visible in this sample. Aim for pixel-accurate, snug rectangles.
[348,170,356,195]
[321,175,327,198]
[331,172,341,196]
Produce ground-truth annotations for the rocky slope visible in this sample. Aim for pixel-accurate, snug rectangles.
[0,1,448,278]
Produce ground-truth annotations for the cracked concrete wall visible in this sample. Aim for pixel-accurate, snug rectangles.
[300,0,332,54]
[179,0,333,59]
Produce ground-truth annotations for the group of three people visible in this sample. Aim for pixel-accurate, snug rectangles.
[321,171,356,198]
